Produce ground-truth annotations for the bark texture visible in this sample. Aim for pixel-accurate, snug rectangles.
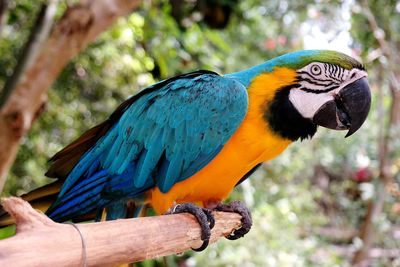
[0,197,243,266]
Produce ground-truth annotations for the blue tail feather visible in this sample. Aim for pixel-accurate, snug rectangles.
[47,169,110,222]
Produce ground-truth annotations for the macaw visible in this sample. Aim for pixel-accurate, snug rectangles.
[0,50,371,250]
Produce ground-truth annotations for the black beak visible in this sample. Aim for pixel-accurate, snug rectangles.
[312,77,371,137]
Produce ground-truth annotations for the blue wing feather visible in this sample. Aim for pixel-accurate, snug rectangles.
[47,71,248,221]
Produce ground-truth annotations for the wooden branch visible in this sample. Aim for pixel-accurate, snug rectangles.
[0,0,142,192]
[0,197,242,266]
[0,0,59,108]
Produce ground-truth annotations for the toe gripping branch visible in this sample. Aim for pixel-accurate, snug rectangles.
[167,203,215,251]
[215,200,252,240]
[167,201,252,252]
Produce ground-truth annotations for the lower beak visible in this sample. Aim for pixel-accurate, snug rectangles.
[312,77,371,137]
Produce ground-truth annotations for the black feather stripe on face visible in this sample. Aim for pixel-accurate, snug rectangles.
[297,63,344,94]
[265,84,317,141]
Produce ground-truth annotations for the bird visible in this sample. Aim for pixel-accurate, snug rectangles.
[0,50,371,250]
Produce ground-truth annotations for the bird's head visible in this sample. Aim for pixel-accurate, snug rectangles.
[247,50,371,141]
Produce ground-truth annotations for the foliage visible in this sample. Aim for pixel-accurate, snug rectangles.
[1,0,399,266]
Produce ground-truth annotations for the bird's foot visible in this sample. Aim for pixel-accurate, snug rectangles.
[166,203,215,251]
[214,200,252,240]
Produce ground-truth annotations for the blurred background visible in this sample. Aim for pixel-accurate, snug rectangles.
[0,0,399,266]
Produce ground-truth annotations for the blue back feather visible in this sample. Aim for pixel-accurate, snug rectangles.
[47,70,248,221]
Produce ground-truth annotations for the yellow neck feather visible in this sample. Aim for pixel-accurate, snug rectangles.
[233,67,298,162]
[247,67,298,105]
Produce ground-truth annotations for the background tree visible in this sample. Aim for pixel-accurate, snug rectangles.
[350,0,400,265]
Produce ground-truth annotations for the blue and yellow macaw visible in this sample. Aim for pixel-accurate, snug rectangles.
[0,50,371,249]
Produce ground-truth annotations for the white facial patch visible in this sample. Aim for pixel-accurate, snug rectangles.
[289,62,367,119]
[289,90,334,119]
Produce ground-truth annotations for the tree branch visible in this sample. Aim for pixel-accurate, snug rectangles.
[0,0,8,38]
[0,197,242,266]
[0,0,58,108]
[0,0,142,193]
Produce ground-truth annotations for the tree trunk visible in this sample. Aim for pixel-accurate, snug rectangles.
[0,0,142,193]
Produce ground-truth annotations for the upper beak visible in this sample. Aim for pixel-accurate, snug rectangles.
[312,77,371,137]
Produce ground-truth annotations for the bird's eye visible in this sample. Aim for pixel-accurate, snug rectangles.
[310,64,322,76]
